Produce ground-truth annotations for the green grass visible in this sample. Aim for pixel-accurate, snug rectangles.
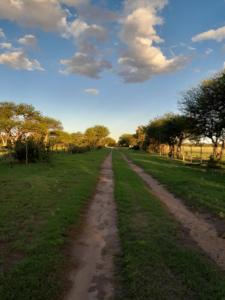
[124,149,225,219]
[113,151,225,300]
[0,150,108,300]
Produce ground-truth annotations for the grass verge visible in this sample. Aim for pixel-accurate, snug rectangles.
[0,149,108,300]
[124,150,225,219]
[113,151,225,300]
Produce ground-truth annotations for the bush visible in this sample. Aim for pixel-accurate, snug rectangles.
[207,155,221,169]
[68,144,90,154]
[13,138,50,163]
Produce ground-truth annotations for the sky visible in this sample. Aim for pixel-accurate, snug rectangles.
[0,0,224,139]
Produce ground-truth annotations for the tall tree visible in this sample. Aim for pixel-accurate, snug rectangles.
[85,125,110,148]
[180,71,225,159]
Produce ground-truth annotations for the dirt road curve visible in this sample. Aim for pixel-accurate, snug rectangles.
[124,155,225,270]
[64,153,118,300]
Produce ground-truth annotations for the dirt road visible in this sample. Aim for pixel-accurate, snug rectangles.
[124,155,225,270]
[64,153,119,300]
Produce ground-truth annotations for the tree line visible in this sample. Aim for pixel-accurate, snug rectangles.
[119,69,225,161]
[0,102,115,163]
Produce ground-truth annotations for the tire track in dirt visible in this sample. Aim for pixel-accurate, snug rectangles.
[64,153,119,300]
[123,154,225,270]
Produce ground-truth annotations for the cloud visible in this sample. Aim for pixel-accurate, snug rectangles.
[0,28,5,38]
[188,46,196,51]
[84,88,99,95]
[205,48,213,55]
[60,52,111,78]
[118,0,188,83]
[192,26,225,42]
[0,51,44,71]
[0,1,68,33]
[0,42,12,49]
[18,34,37,48]
[70,19,106,40]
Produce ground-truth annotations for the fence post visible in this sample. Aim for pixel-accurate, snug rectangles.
[200,145,203,164]
[25,141,28,165]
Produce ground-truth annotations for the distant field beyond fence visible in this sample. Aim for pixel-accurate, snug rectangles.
[157,144,225,162]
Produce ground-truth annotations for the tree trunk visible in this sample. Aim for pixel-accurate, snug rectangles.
[212,142,219,160]
[218,140,225,161]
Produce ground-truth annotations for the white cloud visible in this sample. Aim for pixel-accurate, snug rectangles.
[0,1,68,32]
[68,19,106,41]
[188,46,196,51]
[205,48,213,55]
[18,34,37,48]
[0,42,12,49]
[60,52,111,78]
[84,88,99,95]
[192,26,225,42]
[0,28,5,38]
[0,51,44,71]
[118,0,188,82]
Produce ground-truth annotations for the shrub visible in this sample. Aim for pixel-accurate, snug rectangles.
[68,144,89,154]
[207,155,221,169]
[13,138,50,163]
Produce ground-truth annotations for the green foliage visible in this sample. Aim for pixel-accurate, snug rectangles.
[13,138,50,163]
[102,137,116,147]
[118,133,136,147]
[0,102,62,148]
[68,144,90,154]
[180,70,225,159]
[85,125,110,148]
[145,113,192,157]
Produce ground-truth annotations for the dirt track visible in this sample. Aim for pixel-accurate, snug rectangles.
[64,153,118,300]
[124,155,225,270]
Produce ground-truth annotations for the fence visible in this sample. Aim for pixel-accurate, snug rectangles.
[157,144,225,163]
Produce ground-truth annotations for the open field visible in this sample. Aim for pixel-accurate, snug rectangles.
[0,149,108,300]
[124,149,225,219]
[113,151,225,299]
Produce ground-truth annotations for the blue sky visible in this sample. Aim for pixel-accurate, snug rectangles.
[0,0,224,139]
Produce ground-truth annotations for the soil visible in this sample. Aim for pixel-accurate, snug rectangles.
[63,153,119,300]
[124,155,225,270]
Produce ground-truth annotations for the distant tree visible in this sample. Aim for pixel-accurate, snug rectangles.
[85,125,110,148]
[71,132,85,147]
[118,133,136,147]
[180,70,225,159]
[134,126,146,149]
[0,101,63,148]
[145,113,192,157]
[103,137,116,147]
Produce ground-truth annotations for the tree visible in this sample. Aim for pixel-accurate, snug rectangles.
[85,125,110,148]
[70,132,86,147]
[118,133,136,147]
[180,70,225,159]
[145,114,192,157]
[103,137,116,147]
[134,126,146,149]
[0,102,63,148]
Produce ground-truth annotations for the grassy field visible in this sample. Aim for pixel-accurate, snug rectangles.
[113,151,225,300]
[124,149,225,219]
[0,149,108,300]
